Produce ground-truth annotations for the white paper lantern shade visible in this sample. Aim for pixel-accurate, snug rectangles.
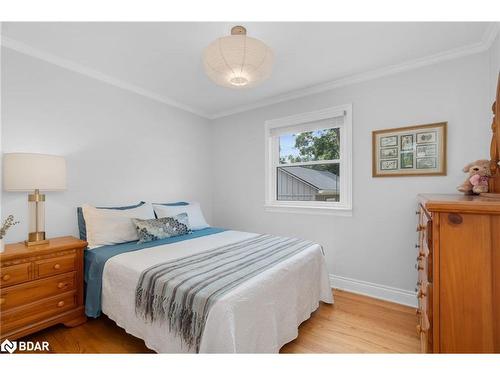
[203,26,274,89]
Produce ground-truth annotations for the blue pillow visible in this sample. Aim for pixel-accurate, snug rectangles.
[76,201,146,241]
[153,201,189,206]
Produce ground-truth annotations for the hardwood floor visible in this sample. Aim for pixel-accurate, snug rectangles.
[19,290,419,353]
[281,290,419,353]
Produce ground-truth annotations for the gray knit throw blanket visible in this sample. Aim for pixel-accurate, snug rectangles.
[135,234,315,352]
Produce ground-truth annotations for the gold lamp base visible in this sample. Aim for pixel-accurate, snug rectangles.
[25,231,49,247]
[25,189,50,247]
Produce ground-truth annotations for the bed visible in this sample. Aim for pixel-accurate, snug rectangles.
[84,228,332,353]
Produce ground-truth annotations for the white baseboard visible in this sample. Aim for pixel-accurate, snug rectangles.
[329,274,417,307]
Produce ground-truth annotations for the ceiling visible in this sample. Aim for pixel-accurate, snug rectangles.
[1,22,497,118]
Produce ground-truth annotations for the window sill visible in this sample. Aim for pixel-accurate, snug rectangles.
[264,203,352,216]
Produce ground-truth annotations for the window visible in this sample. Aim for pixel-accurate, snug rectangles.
[265,105,352,214]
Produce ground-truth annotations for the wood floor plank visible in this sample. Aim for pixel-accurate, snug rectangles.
[18,290,419,353]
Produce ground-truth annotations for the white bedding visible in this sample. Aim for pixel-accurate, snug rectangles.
[101,230,333,353]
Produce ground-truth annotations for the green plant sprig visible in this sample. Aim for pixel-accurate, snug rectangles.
[0,215,20,239]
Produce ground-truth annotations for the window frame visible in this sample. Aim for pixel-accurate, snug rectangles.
[264,104,353,215]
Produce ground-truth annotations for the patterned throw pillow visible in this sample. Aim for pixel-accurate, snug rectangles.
[132,213,191,243]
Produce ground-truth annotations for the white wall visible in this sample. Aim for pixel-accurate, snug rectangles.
[489,32,500,100]
[210,53,491,302]
[1,48,212,243]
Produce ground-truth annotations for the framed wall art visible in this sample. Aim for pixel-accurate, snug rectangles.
[372,122,447,177]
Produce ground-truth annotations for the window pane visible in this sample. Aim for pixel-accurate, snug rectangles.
[279,128,340,164]
[277,163,340,202]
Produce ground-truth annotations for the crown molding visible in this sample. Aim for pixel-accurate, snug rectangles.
[482,22,500,49]
[0,35,211,119]
[210,23,500,119]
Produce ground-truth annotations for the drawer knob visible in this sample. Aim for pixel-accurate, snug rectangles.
[0,297,5,305]
[448,213,463,225]
[415,263,424,270]
[416,225,426,232]
[57,301,65,307]
[417,290,426,298]
[57,282,68,289]
[2,274,10,281]
[53,264,61,270]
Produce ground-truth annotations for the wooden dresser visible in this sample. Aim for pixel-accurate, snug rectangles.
[416,194,500,353]
[0,236,88,340]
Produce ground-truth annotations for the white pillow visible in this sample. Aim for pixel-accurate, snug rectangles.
[153,202,209,230]
[82,203,155,248]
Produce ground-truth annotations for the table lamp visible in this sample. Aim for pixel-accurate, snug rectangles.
[3,153,66,246]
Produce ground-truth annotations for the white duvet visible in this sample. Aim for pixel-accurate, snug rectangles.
[101,230,333,353]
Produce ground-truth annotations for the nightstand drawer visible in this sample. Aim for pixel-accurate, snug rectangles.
[1,236,87,341]
[0,262,31,287]
[1,291,76,334]
[0,272,75,310]
[36,253,76,278]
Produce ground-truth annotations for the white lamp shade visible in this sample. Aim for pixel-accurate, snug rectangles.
[3,153,66,192]
[203,35,274,89]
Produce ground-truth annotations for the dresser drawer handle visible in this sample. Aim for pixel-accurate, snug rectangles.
[57,301,65,307]
[416,324,426,334]
[0,297,5,305]
[2,274,11,281]
[57,282,68,289]
[448,213,463,225]
[417,290,426,298]
[53,264,61,270]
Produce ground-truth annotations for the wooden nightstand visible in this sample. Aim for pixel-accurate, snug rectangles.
[0,236,88,340]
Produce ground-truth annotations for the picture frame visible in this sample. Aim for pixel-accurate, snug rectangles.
[372,122,447,177]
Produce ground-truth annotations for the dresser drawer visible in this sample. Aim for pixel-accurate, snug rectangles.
[417,206,433,255]
[416,280,432,353]
[0,272,75,310]
[417,306,431,351]
[1,291,76,334]
[419,330,429,353]
[0,262,31,287]
[422,217,433,254]
[36,253,76,278]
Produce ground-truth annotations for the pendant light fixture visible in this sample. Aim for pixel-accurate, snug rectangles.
[203,26,274,89]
